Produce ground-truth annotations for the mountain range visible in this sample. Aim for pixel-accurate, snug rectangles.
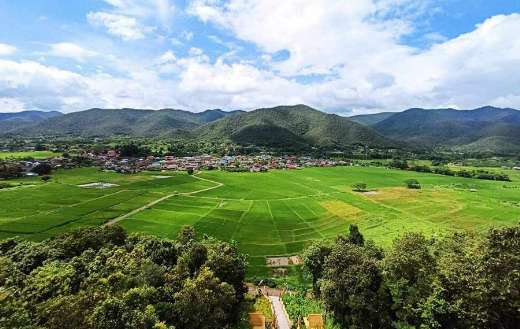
[360,106,520,154]
[1,105,520,154]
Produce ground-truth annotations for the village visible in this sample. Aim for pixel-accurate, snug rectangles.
[88,151,350,174]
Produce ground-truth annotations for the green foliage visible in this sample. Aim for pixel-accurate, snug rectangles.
[302,241,332,297]
[0,161,23,179]
[116,143,151,157]
[320,241,394,328]
[0,226,247,329]
[282,291,324,323]
[404,179,421,189]
[302,224,520,328]
[383,232,435,326]
[253,296,274,322]
[351,182,368,192]
[32,162,52,175]
[347,224,364,246]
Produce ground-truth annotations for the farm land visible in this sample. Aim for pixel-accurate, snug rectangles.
[1,166,519,277]
[0,150,61,159]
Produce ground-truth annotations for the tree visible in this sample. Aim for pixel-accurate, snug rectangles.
[383,232,435,326]
[177,225,196,247]
[405,179,421,189]
[352,182,368,192]
[302,241,332,297]
[347,224,364,246]
[117,143,150,157]
[0,226,245,329]
[32,162,52,175]
[0,161,23,179]
[422,233,487,328]
[173,267,236,329]
[321,242,393,328]
[481,224,520,328]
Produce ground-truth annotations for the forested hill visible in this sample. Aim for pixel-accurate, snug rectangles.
[4,105,520,154]
[0,110,63,133]
[354,106,520,154]
[2,108,241,137]
[195,105,396,149]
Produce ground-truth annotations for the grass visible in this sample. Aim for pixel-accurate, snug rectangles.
[1,166,519,277]
[0,151,60,159]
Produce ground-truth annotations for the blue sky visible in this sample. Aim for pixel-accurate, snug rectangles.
[0,0,520,114]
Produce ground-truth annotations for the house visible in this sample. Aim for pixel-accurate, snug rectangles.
[304,314,324,329]
[248,313,266,329]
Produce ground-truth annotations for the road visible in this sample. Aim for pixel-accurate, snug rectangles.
[269,296,291,329]
[104,174,223,227]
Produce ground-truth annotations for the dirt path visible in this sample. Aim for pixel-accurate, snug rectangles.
[104,174,223,226]
[269,296,291,329]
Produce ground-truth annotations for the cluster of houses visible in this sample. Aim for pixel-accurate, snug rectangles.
[14,157,76,177]
[88,151,351,174]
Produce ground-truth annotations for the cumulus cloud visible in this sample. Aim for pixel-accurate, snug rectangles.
[3,1,520,114]
[0,43,17,56]
[87,12,146,40]
[48,43,97,62]
[186,1,520,114]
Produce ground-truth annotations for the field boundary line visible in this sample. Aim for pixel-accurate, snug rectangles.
[9,189,131,222]
[283,200,325,239]
[0,190,148,234]
[104,173,224,227]
[103,193,178,226]
[190,199,225,227]
[266,200,287,254]
[230,200,254,240]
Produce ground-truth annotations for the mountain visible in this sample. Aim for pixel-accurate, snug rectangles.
[0,111,63,132]
[371,106,520,154]
[0,110,62,122]
[195,105,395,149]
[349,112,395,126]
[5,108,240,137]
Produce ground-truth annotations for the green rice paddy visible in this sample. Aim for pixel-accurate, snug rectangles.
[0,151,61,159]
[1,166,519,276]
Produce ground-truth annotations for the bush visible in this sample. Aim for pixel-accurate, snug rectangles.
[405,179,421,189]
[32,163,52,175]
[352,183,368,192]
[0,182,14,189]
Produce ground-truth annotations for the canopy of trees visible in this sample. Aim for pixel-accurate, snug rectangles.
[0,225,247,329]
[303,224,520,329]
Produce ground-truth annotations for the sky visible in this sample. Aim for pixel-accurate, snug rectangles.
[0,0,520,115]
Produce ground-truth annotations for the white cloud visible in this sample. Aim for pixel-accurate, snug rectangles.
[48,43,97,62]
[3,2,520,115]
[87,12,146,40]
[187,1,520,114]
[0,98,25,112]
[0,43,17,56]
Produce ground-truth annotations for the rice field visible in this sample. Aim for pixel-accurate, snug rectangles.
[0,150,61,159]
[1,166,519,276]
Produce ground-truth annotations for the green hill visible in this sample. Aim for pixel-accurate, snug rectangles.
[0,110,63,133]
[195,105,395,148]
[370,106,520,153]
[6,108,240,137]
[349,112,395,126]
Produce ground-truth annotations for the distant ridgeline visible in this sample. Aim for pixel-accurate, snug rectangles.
[1,105,520,155]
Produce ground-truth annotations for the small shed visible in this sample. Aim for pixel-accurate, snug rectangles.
[304,314,324,329]
[249,312,266,329]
